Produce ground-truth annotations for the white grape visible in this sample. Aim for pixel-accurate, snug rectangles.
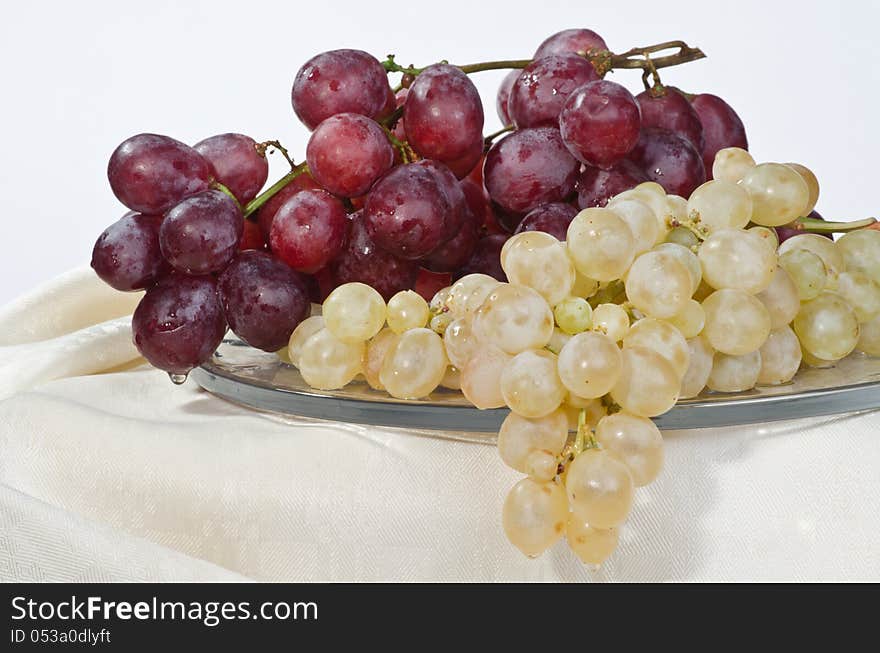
[554,296,592,335]
[741,162,810,227]
[779,248,828,301]
[707,350,762,392]
[679,335,715,399]
[546,327,572,355]
[498,409,569,478]
[712,147,755,184]
[793,291,860,361]
[623,317,690,378]
[323,282,387,343]
[687,179,753,232]
[837,229,880,283]
[654,242,702,294]
[566,518,619,566]
[443,317,478,369]
[778,233,844,283]
[288,315,325,368]
[386,290,429,334]
[857,314,880,356]
[363,327,399,390]
[298,328,364,390]
[665,299,706,339]
[757,326,802,385]
[460,346,511,409]
[595,411,664,487]
[557,331,622,399]
[606,199,661,254]
[379,327,447,399]
[786,163,820,214]
[473,284,554,354]
[625,250,692,319]
[756,266,801,329]
[501,349,566,418]
[702,289,771,355]
[566,208,636,282]
[565,449,634,529]
[699,228,777,294]
[501,231,575,306]
[836,272,880,323]
[502,478,568,558]
[446,274,500,318]
[610,346,681,417]
[591,303,630,342]
[440,365,461,390]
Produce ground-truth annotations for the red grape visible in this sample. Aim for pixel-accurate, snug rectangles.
[159,190,243,275]
[391,87,409,142]
[461,178,503,234]
[404,64,484,167]
[534,28,608,59]
[306,113,394,197]
[484,127,579,215]
[108,134,211,214]
[490,203,525,234]
[514,202,578,240]
[444,138,484,179]
[627,127,706,197]
[496,70,519,125]
[421,206,479,273]
[194,133,268,204]
[415,268,452,301]
[239,220,267,251]
[559,80,641,169]
[413,159,468,238]
[330,212,419,300]
[269,189,348,273]
[132,274,227,375]
[690,93,748,177]
[576,160,647,208]
[509,55,599,128]
[455,233,508,281]
[219,250,310,352]
[291,49,391,130]
[91,212,164,291]
[635,89,704,153]
[255,173,321,240]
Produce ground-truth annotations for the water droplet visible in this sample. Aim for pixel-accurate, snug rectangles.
[168,372,188,385]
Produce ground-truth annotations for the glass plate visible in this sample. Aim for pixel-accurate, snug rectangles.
[190,338,880,438]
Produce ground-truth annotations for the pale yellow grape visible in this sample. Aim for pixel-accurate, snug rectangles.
[525,451,558,482]
[503,478,568,557]
[557,331,622,398]
[778,233,844,282]
[546,328,572,355]
[287,315,325,368]
[712,147,755,184]
[857,314,880,356]
[275,346,292,364]
[786,163,820,214]
[571,272,599,299]
[460,346,510,409]
[801,348,836,369]
[440,365,461,390]
[446,273,500,318]
[498,409,569,478]
[698,228,777,294]
[565,449,634,529]
[611,183,671,228]
[429,311,453,335]
[665,226,700,249]
[323,282,386,343]
[595,412,664,487]
[591,304,629,342]
[836,272,880,323]
[554,297,592,335]
[707,350,762,392]
[687,180,753,232]
[473,284,554,354]
[566,518,619,566]
[501,232,575,306]
[756,266,800,329]
[665,299,706,339]
[748,226,780,256]
[298,328,364,390]
[741,162,810,227]
[501,349,566,418]
[443,317,478,368]
[793,292,860,361]
[606,199,660,254]
[757,326,802,385]
[386,290,429,334]
[779,248,827,300]
[654,242,702,294]
[379,327,447,399]
[625,250,692,319]
[566,208,635,282]
[702,289,771,355]
[610,346,681,417]
[680,335,714,399]
[623,317,690,378]
[429,286,451,313]
[666,194,688,223]
[363,327,399,390]
[837,229,880,283]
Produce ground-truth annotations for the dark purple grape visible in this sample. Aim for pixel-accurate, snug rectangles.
[559,80,641,169]
[534,28,608,59]
[421,206,479,273]
[269,189,348,273]
[91,212,164,291]
[576,160,647,208]
[219,250,310,352]
[509,55,600,128]
[484,127,579,215]
[159,190,243,275]
[108,134,211,214]
[306,113,395,198]
[291,49,391,130]
[132,275,227,375]
[455,234,508,282]
[690,93,748,177]
[363,162,453,259]
[256,173,322,240]
[627,127,706,197]
[239,220,267,251]
[412,159,468,239]
[194,133,268,204]
[496,70,519,125]
[444,137,484,180]
[404,64,484,167]
[491,203,526,233]
[635,89,704,153]
[514,203,578,240]
[330,212,419,300]
[461,178,504,235]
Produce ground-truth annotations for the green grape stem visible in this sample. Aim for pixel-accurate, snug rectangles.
[242,162,310,220]
[209,181,242,210]
[797,217,877,233]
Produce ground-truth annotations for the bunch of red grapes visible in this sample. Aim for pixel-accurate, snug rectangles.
[91,28,749,378]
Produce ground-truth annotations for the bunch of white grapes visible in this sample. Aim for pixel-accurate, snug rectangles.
[284,146,880,565]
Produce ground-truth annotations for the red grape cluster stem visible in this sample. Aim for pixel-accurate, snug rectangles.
[256,139,296,168]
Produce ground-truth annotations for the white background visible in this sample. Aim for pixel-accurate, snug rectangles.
[0,0,876,305]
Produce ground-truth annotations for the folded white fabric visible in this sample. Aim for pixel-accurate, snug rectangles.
[1,268,879,582]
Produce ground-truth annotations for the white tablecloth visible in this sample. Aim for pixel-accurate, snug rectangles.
[1,268,878,582]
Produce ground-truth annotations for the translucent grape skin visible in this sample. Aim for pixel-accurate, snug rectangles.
[404,64,484,166]
[193,133,268,204]
[508,54,599,128]
[496,70,519,125]
[627,127,706,197]
[291,49,391,130]
[558,80,641,169]
[514,203,578,240]
[255,172,321,240]
[218,251,309,352]
[635,88,704,152]
[306,113,394,198]
[534,28,608,59]
[330,211,420,301]
[690,94,748,178]
[132,275,227,375]
[454,234,509,282]
[484,127,579,215]
[269,189,348,274]
[575,160,647,208]
[159,190,243,275]
[91,212,164,291]
[108,133,211,214]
